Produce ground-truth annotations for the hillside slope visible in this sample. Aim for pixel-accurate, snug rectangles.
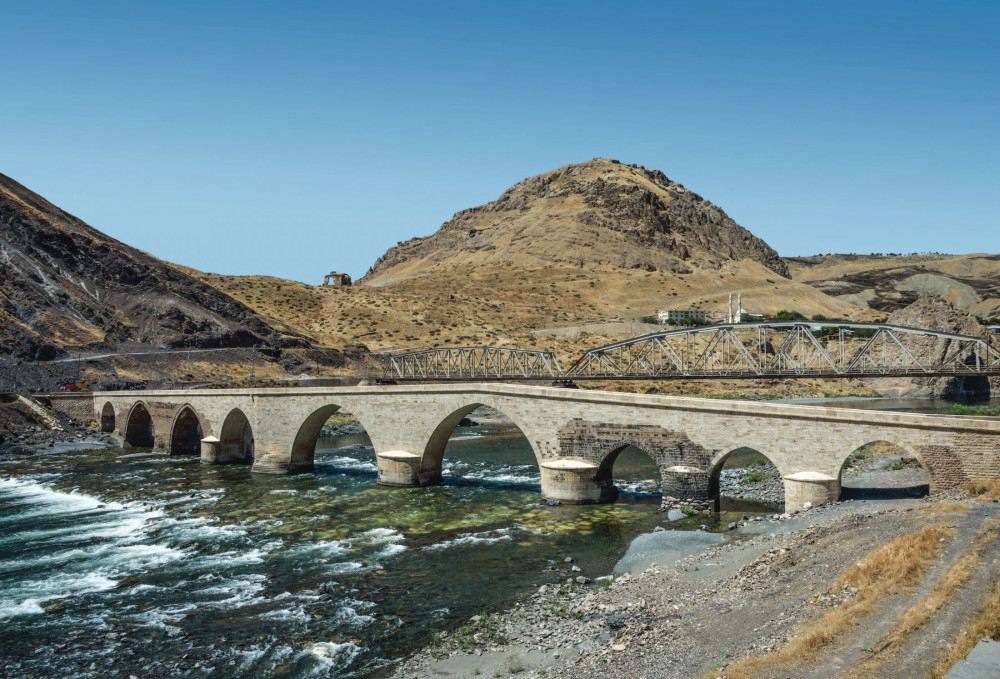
[362,158,788,284]
[0,172,311,385]
[785,253,1000,318]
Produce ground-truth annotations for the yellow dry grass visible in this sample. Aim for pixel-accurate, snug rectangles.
[963,479,1000,502]
[843,521,1000,678]
[919,502,972,513]
[708,524,955,679]
[183,260,890,394]
[927,562,1000,677]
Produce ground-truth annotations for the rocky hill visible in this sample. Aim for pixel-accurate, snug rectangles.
[362,158,788,284]
[878,293,996,398]
[0,172,314,387]
[785,253,1000,318]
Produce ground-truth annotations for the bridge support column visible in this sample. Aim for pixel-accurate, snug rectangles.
[200,436,221,464]
[662,465,710,510]
[251,441,296,474]
[783,472,840,512]
[540,459,606,504]
[377,451,441,487]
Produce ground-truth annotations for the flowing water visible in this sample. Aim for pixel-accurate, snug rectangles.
[4,397,992,677]
[0,423,731,678]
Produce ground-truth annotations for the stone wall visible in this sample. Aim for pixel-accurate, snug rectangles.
[46,393,97,425]
[89,383,1000,511]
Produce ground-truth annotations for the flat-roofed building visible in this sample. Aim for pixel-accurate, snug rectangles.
[658,309,708,324]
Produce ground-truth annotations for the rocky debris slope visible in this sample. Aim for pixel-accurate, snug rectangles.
[361,158,788,283]
[0,172,311,368]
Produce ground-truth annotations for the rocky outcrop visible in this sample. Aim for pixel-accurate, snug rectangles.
[876,293,993,398]
[361,158,787,283]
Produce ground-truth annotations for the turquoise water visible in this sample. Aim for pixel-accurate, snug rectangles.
[0,424,682,678]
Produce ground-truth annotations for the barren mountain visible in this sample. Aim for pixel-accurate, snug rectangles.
[362,158,788,284]
[0,172,314,387]
[785,253,1000,318]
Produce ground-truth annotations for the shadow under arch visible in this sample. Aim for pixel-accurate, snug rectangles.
[124,402,154,448]
[169,405,205,456]
[290,404,374,474]
[708,447,785,511]
[838,440,929,502]
[218,408,254,465]
[100,402,116,433]
[421,402,543,486]
[593,442,663,503]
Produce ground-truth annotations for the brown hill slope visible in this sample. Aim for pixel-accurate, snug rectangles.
[188,159,866,375]
[362,158,788,284]
[785,253,1000,318]
[0,172,312,386]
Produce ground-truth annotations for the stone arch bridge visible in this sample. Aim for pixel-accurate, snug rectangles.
[93,384,1000,512]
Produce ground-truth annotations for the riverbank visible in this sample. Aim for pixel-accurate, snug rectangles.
[388,479,995,678]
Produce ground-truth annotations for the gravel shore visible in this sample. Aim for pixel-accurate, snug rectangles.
[387,467,983,679]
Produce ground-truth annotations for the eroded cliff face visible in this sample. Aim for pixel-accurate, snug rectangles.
[874,293,994,398]
[361,158,787,283]
[0,172,310,364]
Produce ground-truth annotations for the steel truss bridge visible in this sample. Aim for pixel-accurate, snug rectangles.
[384,346,563,380]
[382,322,1000,381]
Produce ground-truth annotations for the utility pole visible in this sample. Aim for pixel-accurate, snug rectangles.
[249,345,257,383]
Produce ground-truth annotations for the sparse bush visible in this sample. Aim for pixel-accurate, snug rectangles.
[949,404,1000,417]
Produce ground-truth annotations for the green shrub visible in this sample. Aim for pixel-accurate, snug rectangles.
[949,404,1000,417]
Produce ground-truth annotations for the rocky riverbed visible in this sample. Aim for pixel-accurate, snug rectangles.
[387,466,975,679]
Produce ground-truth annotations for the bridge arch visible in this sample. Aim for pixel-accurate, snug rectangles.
[100,402,116,433]
[169,405,206,456]
[124,402,154,448]
[420,402,543,483]
[708,447,786,510]
[218,408,254,464]
[593,442,665,502]
[838,439,929,499]
[290,404,375,474]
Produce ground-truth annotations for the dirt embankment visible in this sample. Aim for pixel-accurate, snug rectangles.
[389,492,1000,679]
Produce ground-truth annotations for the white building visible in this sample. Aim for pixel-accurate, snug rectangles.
[658,309,708,324]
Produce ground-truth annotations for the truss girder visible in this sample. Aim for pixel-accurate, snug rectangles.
[381,325,1000,380]
[568,322,1000,379]
[386,347,562,380]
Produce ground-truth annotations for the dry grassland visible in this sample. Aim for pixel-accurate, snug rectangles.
[845,520,1000,677]
[188,261,871,371]
[930,574,1000,677]
[710,524,955,679]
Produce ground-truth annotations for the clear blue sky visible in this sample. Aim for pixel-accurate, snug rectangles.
[2,1,997,282]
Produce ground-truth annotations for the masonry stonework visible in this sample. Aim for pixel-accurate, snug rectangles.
[92,384,1000,513]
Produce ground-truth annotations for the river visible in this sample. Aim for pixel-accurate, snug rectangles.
[0,421,735,678]
[1,397,994,677]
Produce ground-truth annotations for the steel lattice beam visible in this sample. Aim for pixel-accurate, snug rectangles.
[384,347,563,380]
[567,322,1000,380]
[379,324,1000,381]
